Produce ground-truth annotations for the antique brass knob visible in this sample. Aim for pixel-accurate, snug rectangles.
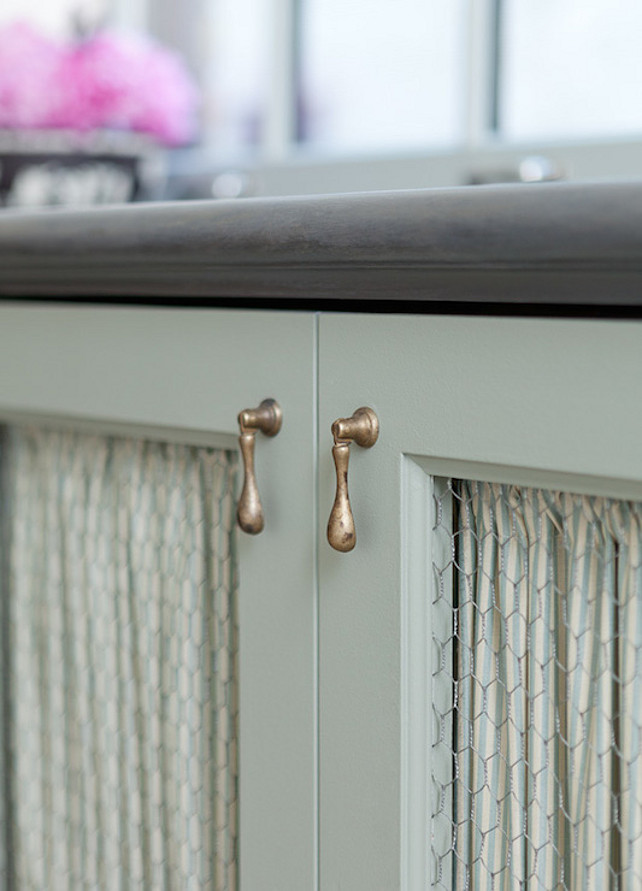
[237,398,282,534]
[327,407,379,552]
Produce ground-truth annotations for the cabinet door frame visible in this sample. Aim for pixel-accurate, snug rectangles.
[0,303,319,891]
[318,312,642,890]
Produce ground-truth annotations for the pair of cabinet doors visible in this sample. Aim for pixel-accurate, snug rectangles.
[0,304,641,890]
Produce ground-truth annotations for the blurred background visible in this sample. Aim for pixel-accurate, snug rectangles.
[1,0,642,205]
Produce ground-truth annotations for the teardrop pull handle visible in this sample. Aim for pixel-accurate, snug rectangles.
[327,407,379,552]
[237,398,282,534]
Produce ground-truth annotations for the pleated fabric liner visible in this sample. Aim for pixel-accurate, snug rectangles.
[432,479,642,890]
[0,426,239,890]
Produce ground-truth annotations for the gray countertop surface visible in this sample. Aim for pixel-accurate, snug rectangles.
[0,181,641,308]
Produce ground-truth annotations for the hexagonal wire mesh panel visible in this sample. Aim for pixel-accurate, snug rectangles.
[0,426,239,890]
[432,478,642,890]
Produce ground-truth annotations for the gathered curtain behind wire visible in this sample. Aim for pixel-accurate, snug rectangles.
[0,426,239,890]
[432,479,642,890]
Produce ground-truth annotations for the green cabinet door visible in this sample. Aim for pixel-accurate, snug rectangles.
[0,305,318,891]
[318,312,642,890]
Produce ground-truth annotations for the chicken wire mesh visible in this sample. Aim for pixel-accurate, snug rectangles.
[432,478,642,891]
[0,425,239,890]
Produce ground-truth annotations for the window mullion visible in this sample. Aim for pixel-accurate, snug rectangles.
[263,0,299,160]
[464,0,498,149]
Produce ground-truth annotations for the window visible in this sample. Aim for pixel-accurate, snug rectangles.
[6,0,642,195]
[299,0,467,153]
[501,0,642,142]
[150,0,642,196]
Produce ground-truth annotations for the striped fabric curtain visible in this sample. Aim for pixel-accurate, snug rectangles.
[453,480,642,890]
[0,426,239,890]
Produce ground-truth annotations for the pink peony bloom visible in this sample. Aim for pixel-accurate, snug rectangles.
[125,38,201,146]
[0,24,199,145]
[0,22,64,129]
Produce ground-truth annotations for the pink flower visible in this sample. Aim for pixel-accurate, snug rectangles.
[0,24,199,145]
[0,22,63,129]
[125,38,200,146]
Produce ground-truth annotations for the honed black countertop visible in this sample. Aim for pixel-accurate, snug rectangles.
[1,181,642,313]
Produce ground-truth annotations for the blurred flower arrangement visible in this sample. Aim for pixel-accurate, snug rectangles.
[0,20,200,206]
[0,21,199,146]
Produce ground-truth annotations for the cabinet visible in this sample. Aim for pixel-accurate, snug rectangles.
[1,183,642,891]
[0,307,317,890]
[319,313,642,889]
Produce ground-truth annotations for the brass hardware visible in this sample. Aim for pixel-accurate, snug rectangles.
[237,398,282,534]
[327,407,379,552]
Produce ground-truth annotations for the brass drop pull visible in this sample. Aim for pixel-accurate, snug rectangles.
[327,407,379,552]
[237,398,282,534]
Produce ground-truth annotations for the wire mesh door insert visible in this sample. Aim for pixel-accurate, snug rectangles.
[0,426,239,890]
[432,478,642,891]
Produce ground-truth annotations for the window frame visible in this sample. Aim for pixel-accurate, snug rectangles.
[139,0,642,197]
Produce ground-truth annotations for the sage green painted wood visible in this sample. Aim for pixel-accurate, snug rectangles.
[318,313,642,890]
[0,305,318,891]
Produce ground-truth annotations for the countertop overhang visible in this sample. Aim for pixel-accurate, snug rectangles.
[1,181,642,310]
